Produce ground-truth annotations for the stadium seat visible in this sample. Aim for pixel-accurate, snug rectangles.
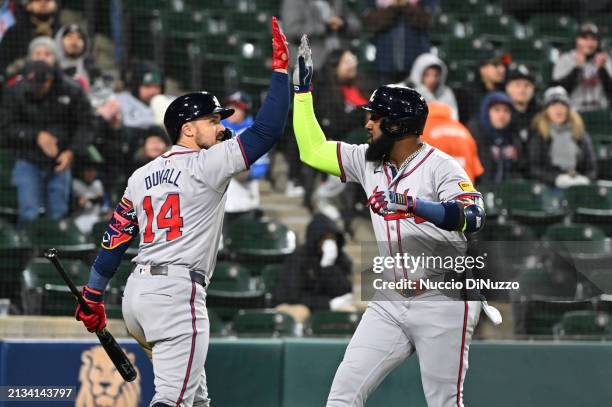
[473,220,535,241]
[233,309,295,337]
[469,14,521,43]
[598,158,612,180]
[208,308,228,336]
[438,37,493,63]
[106,262,134,304]
[508,39,551,63]
[556,310,612,338]
[581,109,612,138]
[438,0,483,18]
[495,180,567,236]
[446,60,478,89]
[0,221,32,310]
[430,13,465,44]
[584,270,612,296]
[223,217,296,260]
[21,258,89,315]
[514,298,594,336]
[542,223,610,273]
[207,263,266,320]
[308,311,362,336]
[229,10,271,36]
[0,150,18,221]
[25,218,96,260]
[564,184,612,235]
[261,264,281,293]
[527,15,578,44]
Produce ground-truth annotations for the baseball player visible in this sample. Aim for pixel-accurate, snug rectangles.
[75,17,290,407]
[292,35,496,407]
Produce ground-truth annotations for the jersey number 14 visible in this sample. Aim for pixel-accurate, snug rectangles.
[142,194,184,243]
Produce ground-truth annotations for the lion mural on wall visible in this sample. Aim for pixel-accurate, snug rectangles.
[75,345,141,407]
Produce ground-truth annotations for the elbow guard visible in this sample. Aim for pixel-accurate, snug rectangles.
[462,203,486,233]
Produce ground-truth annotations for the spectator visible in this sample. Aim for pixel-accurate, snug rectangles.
[364,0,436,84]
[1,59,94,225]
[402,52,458,119]
[552,22,612,112]
[505,64,538,177]
[274,213,352,316]
[528,86,597,188]
[470,92,522,187]
[505,64,538,142]
[90,74,131,199]
[281,0,361,70]
[54,23,97,90]
[131,125,170,173]
[222,91,269,216]
[72,159,105,235]
[422,102,484,182]
[457,50,510,124]
[314,49,370,141]
[0,0,59,77]
[117,61,171,129]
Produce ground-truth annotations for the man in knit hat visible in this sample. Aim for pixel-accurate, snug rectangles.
[55,23,97,89]
[1,36,94,226]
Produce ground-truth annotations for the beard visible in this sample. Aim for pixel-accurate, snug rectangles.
[365,134,395,162]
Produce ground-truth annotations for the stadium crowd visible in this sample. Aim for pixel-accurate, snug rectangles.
[0,0,611,338]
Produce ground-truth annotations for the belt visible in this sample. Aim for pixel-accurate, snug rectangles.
[135,264,207,288]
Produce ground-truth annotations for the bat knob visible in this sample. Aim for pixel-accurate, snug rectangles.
[44,248,58,258]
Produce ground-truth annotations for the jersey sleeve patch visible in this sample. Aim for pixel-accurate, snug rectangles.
[458,181,476,192]
[101,196,139,250]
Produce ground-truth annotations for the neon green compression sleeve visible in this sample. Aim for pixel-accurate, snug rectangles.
[293,92,342,177]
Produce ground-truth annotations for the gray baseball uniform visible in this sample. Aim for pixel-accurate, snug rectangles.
[327,142,482,407]
[122,140,247,406]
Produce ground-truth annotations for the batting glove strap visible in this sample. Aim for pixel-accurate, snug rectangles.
[83,286,104,303]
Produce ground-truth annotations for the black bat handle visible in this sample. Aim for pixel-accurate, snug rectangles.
[43,248,93,314]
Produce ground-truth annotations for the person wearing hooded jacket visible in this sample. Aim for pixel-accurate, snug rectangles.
[274,213,352,313]
[54,23,97,90]
[401,52,458,119]
[469,92,523,187]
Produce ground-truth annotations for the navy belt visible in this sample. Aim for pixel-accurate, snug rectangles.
[148,265,207,288]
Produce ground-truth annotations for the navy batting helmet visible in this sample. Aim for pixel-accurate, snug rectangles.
[362,85,428,138]
[164,92,235,143]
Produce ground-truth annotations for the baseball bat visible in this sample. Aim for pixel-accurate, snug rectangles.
[43,248,138,382]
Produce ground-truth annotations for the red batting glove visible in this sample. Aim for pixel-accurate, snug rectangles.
[271,16,289,71]
[75,286,107,333]
[367,187,388,216]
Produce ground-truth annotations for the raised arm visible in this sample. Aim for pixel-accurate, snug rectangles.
[236,17,291,166]
[292,35,342,177]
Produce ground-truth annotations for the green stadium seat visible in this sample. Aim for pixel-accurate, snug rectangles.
[438,38,493,63]
[474,220,535,241]
[309,311,362,336]
[229,10,271,36]
[207,263,266,319]
[542,223,609,263]
[581,109,612,137]
[514,298,594,336]
[446,60,478,89]
[527,15,578,44]
[0,221,32,309]
[106,262,134,304]
[585,270,612,296]
[25,218,95,260]
[438,0,483,18]
[495,180,567,235]
[517,268,567,299]
[123,0,172,11]
[564,184,612,235]
[208,308,227,336]
[598,158,612,180]
[557,310,612,338]
[233,309,295,337]
[469,14,521,43]
[261,264,281,293]
[21,258,89,315]
[430,13,465,44]
[224,217,296,258]
[508,39,551,63]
